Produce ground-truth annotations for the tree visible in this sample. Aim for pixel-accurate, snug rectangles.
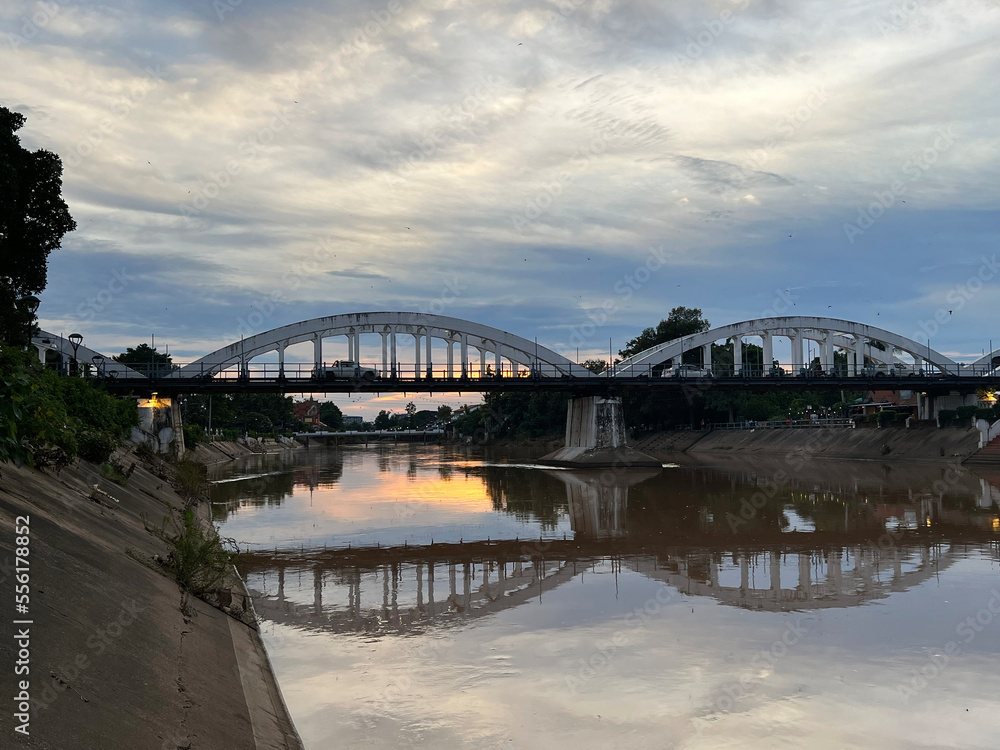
[114,344,173,376]
[582,359,608,373]
[436,405,453,422]
[404,401,417,428]
[374,409,394,430]
[0,107,77,345]
[618,306,710,360]
[318,401,343,430]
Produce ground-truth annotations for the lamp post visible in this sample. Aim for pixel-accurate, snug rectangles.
[68,333,83,377]
[91,354,105,379]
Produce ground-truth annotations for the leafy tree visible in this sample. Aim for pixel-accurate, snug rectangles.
[319,401,343,430]
[618,306,710,360]
[231,394,294,432]
[0,107,76,345]
[114,343,174,376]
[582,359,608,373]
[374,409,395,430]
[436,405,453,422]
[404,401,417,428]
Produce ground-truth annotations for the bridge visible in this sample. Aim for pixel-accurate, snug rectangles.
[33,312,999,462]
[31,312,1000,395]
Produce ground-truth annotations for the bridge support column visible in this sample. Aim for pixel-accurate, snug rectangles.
[313,334,323,370]
[732,335,742,375]
[540,396,661,468]
[381,333,388,374]
[762,332,773,373]
[822,334,835,374]
[494,346,501,377]
[703,343,712,373]
[133,395,186,458]
[447,338,454,378]
[347,332,354,361]
[460,334,468,378]
[426,331,433,378]
[390,331,397,377]
[415,333,421,379]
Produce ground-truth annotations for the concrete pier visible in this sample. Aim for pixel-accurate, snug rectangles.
[539,395,661,468]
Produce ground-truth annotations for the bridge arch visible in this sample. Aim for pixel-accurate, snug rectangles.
[31,330,144,378]
[613,316,958,377]
[971,349,1000,372]
[175,312,588,379]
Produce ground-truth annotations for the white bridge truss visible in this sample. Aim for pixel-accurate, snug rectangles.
[174,311,586,379]
[613,315,979,377]
[33,314,997,381]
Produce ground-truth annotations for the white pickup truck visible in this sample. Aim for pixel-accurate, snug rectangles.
[312,360,379,382]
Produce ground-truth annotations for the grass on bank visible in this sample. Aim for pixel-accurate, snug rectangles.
[149,508,236,596]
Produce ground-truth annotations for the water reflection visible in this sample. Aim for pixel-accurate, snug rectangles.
[231,449,1000,636]
[216,447,1000,750]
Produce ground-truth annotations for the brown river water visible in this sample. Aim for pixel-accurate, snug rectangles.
[211,444,1000,749]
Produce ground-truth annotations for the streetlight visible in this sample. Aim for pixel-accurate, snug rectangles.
[91,354,105,378]
[68,333,83,377]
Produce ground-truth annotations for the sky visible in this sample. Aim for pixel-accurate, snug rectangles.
[3,0,999,417]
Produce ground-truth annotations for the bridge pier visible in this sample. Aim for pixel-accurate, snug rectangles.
[131,395,186,458]
[540,396,660,468]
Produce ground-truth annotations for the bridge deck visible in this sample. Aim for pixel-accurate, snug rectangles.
[101,372,1000,396]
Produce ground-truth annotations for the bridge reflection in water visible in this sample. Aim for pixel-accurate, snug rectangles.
[235,457,1000,635]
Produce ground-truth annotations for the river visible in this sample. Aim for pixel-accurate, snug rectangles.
[212,444,1000,749]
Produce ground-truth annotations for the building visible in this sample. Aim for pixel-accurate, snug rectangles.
[343,415,363,426]
[294,399,321,428]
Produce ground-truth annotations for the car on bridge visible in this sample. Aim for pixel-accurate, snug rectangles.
[312,360,379,382]
[663,363,713,378]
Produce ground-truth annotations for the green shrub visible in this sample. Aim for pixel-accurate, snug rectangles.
[78,430,117,464]
[153,509,233,595]
[876,411,899,427]
[975,408,999,421]
[173,459,208,502]
[183,423,204,451]
[937,410,957,426]
[99,462,128,486]
[0,345,138,472]
[955,406,979,421]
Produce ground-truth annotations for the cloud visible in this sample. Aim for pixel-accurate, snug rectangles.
[1,0,997,365]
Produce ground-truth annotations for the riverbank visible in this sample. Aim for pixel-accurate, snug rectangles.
[0,447,303,749]
[632,425,981,462]
[188,436,304,466]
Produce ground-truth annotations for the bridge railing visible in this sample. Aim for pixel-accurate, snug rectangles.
[711,418,855,430]
[85,359,1000,383]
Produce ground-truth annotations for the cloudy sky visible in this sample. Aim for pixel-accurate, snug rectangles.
[3,0,999,415]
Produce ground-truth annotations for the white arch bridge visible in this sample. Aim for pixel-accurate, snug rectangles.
[34,312,1000,395]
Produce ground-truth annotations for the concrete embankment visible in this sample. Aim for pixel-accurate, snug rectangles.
[632,425,981,462]
[187,437,303,466]
[0,449,303,749]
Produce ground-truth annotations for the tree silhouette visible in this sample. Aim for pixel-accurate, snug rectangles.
[0,107,76,345]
